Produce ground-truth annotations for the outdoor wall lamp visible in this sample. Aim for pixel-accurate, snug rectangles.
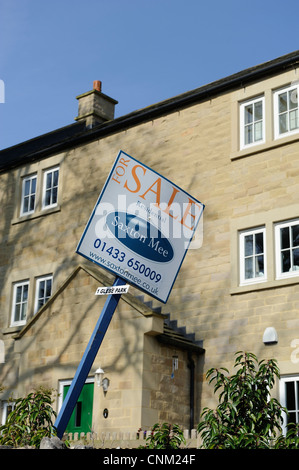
[102,377,110,394]
[95,367,110,394]
[263,327,278,345]
[95,367,104,387]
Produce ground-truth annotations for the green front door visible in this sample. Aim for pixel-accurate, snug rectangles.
[63,382,94,434]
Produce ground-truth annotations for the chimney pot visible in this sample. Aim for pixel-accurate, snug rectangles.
[93,80,102,92]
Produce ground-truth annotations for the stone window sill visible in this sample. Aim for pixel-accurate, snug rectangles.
[12,205,61,225]
[231,133,299,161]
[231,275,299,295]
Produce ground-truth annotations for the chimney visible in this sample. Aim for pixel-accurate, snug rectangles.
[75,81,118,128]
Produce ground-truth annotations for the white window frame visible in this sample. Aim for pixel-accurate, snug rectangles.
[11,280,29,326]
[274,84,299,139]
[34,275,53,313]
[42,166,59,210]
[20,174,37,216]
[1,401,16,425]
[239,227,267,285]
[280,376,299,435]
[240,96,265,149]
[275,219,299,280]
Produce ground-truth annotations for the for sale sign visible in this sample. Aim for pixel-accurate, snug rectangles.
[76,151,204,303]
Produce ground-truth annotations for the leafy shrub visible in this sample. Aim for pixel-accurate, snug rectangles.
[0,386,57,448]
[197,351,299,449]
[139,422,186,449]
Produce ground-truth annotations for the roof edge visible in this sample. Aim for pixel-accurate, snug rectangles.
[2,50,299,172]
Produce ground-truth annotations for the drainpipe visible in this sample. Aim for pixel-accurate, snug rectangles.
[187,353,195,431]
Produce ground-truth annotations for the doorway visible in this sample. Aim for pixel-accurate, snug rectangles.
[60,379,94,435]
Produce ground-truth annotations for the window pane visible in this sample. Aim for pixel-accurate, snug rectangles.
[16,285,22,303]
[255,232,264,254]
[46,279,52,297]
[244,125,252,145]
[245,257,253,279]
[46,172,52,189]
[279,92,288,113]
[279,113,288,134]
[254,121,262,141]
[24,180,30,196]
[245,234,253,256]
[292,224,299,247]
[282,250,291,272]
[292,248,299,269]
[31,177,36,193]
[256,255,264,276]
[296,381,299,409]
[39,280,45,298]
[254,101,263,120]
[29,194,35,212]
[287,412,297,427]
[21,302,27,321]
[245,104,253,124]
[281,227,290,249]
[289,109,299,131]
[52,187,58,204]
[286,381,296,410]
[45,189,51,206]
[14,304,21,322]
[23,197,29,213]
[23,284,28,300]
[53,170,59,187]
[289,88,298,110]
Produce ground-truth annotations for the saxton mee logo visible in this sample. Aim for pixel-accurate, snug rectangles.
[106,211,174,263]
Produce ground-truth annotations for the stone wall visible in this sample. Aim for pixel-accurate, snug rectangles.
[1,65,299,432]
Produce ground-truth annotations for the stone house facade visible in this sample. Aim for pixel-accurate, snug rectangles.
[1,50,299,437]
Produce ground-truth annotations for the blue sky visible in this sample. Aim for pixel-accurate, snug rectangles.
[0,0,299,150]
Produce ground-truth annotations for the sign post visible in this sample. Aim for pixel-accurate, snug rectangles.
[54,150,204,438]
[54,276,126,438]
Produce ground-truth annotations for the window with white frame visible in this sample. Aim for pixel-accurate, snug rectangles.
[20,174,37,216]
[1,401,16,425]
[274,84,299,139]
[280,376,299,434]
[11,281,29,326]
[35,275,53,313]
[275,219,299,279]
[240,96,265,149]
[239,227,266,285]
[42,167,59,209]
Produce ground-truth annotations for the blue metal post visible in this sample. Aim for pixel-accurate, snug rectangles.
[54,276,126,438]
